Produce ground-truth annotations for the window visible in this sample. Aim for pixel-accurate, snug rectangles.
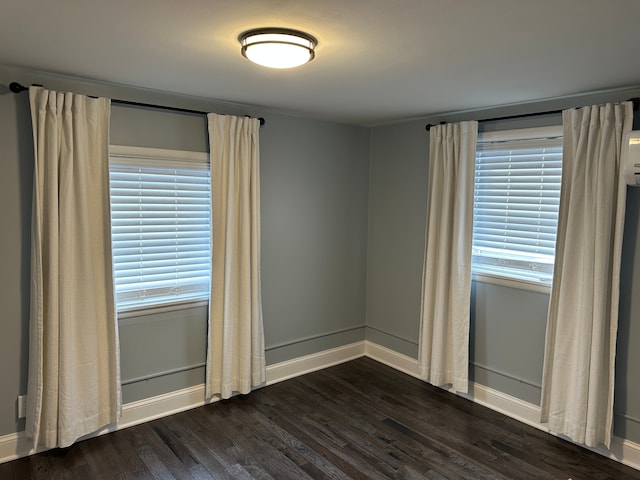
[472,126,563,286]
[109,145,211,311]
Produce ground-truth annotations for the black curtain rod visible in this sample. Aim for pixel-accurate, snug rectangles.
[424,97,640,132]
[9,82,265,126]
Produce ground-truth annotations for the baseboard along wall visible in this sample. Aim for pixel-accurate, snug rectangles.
[2,340,639,472]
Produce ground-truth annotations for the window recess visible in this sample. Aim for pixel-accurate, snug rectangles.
[109,145,211,311]
[472,125,562,287]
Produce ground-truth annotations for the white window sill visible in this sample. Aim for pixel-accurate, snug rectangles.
[117,298,209,322]
[472,272,551,295]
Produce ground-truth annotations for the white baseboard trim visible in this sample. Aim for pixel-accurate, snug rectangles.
[364,340,640,472]
[0,341,366,464]
[365,340,421,379]
[119,384,207,430]
[3,340,639,472]
[266,341,366,385]
[0,383,212,465]
[466,381,542,428]
[0,432,42,465]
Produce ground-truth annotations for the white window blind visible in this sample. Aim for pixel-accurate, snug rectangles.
[472,126,563,285]
[109,146,211,310]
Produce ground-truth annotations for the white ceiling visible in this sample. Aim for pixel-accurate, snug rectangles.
[1,0,640,126]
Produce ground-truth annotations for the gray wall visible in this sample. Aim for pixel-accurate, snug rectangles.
[260,113,370,364]
[366,89,640,444]
[0,64,370,435]
[365,120,427,357]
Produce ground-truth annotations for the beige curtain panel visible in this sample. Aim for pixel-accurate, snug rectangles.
[26,87,121,449]
[541,102,633,448]
[419,121,478,394]
[206,113,265,401]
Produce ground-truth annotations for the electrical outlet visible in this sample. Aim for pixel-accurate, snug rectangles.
[17,395,26,419]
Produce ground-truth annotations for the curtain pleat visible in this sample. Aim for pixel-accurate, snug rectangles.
[206,113,265,401]
[418,121,478,393]
[540,102,633,448]
[26,87,120,449]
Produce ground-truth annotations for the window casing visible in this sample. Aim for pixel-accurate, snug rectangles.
[109,145,211,312]
[472,126,563,287]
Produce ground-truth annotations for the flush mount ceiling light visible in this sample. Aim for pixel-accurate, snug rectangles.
[239,28,317,69]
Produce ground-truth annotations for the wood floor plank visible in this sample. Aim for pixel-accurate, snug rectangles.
[0,463,13,480]
[254,381,503,480]
[7,454,33,480]
[23,450,76,480]
[122,423,191,480]
[249,405,390,479]
[106,429,156,480]
[158,412,237,480]
[178,408,261,480]
[190,409,278,480]
[290,371,515,479]
[4,357,640,479]
[252,385,442,478]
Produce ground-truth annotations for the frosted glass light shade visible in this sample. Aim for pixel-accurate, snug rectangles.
[239,28,317,69]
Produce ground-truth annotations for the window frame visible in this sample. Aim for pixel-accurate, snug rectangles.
[109,144,211,315]
[471,125,563,293]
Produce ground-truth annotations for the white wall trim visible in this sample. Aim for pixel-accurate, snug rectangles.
[365,340,421,379]
[3,340,639,472]
[364,340,640,472]
[119,384,206,430]
[266,341,365,385]
[1,341,366,464]
[0,432,42,465]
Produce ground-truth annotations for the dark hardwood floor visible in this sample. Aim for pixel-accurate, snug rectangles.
[2,357,639,479]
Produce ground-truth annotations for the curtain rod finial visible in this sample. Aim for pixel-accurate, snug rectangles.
[9,82,28,93]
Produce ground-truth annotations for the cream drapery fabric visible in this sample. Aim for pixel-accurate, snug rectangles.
[206,113,265,400]
[419,121,478,394]
[541,102,633,448]
[26,87,120,448]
